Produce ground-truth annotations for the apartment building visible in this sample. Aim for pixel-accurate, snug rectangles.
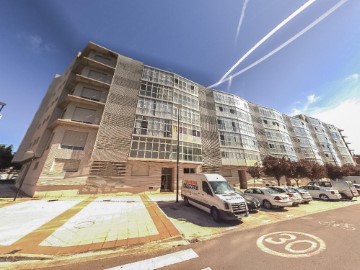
[13,42,356,197]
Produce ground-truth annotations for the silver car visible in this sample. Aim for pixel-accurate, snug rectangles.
[288,187,313,204]
[244,187,292,209]
[301,185,341,201]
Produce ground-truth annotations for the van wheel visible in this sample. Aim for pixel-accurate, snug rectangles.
[211,207,221,222]
[183,196,190,207]
[340,193,347,200]
[319,194,329,201]
[263,200,272,209]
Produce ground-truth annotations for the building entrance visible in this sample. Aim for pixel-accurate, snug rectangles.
[161,168,173,192]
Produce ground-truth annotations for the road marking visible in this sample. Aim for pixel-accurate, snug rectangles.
[0,200,82,246]
[106,248,198,270]
[318,220,356,231]
[257,231,326,258]
[202,268,212,270]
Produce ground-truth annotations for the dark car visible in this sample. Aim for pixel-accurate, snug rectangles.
[235,189,261,212]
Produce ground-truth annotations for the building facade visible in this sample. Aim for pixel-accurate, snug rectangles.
[13,42,356,196]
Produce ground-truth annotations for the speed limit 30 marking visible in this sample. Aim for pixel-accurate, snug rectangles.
[257,231,326,258]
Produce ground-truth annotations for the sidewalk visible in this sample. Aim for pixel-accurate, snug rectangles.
[0,192,180,257]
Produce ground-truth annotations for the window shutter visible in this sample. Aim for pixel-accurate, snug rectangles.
[62,130,88,147]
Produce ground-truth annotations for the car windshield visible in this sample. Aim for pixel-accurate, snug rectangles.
[209,181,234,194]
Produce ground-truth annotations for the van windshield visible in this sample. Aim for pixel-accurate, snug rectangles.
[209,181,234,195]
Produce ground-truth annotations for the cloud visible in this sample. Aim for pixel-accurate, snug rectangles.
[312,98,360,155]
[345,73,359,82]
[307,94,319,104]
[289,73,360,154]
[17,34,56,54]
[290,94,320,115]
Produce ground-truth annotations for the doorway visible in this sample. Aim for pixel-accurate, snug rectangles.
[161,168,173,192]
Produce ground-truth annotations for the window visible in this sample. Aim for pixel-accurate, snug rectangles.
[219,106,223,112]
[263,120,268,124]
[81,87,102,101]
[184,168,195,174]
[72,107,96,124]
[61,130,88,150]
[202,181,212,195]
[230,108,235,114]
[88,70,108,83]
[94,55,112,65]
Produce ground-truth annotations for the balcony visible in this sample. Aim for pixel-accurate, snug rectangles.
[58,94,105,110]
[73,57,115,75]
[48,118,99,130]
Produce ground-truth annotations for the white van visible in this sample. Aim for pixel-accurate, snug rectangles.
[308,180,359,200]
[181,174,248,222]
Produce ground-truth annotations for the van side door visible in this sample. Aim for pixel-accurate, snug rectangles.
[200,181,213,213]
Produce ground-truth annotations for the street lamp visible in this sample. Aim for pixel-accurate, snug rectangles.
[14,150,36,201]
[175,103,182,203]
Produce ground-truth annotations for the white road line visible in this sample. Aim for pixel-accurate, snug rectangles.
[106,249,198,270]
[202,268,212,270]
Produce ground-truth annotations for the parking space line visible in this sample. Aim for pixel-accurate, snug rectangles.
[105,248,198,270]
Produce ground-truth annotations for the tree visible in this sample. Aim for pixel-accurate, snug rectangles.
[262,156,289,186]
[247,162,263,187]
[0,145,21,179]
[325,163,345,180]
[309,162,327,181]
[341,164,357,176]
[292,160,313,187]
[0,144,14,172]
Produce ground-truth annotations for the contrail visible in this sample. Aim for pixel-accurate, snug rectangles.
[209,0,316,88]
[217,0,349,86]
[235,0,249,45]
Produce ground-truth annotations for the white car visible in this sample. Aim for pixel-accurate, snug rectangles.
[268,186,303,206]
[244,187,292,209]
[301,185,341,201]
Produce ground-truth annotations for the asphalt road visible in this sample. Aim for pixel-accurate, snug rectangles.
[38,202,360,270]
[164,202,360,270]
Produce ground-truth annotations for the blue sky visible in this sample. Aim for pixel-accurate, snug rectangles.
[0,0,359,154]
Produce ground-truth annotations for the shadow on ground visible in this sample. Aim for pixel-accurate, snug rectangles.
[157,201,242,227]
[0,183,28,199]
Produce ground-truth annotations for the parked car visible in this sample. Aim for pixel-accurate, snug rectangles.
[308,180,359,200]
[234,189,261,212]
[268,186,303,206]
[353,184,360,194]
[301,185,341,201]
[288,187,313,204]
[244,187,292,209]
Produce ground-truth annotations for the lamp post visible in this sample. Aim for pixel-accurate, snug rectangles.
[14,151,36,201]
[175,104,182,203]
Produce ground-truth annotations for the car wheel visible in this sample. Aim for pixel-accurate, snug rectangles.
[263,200,272,209]
[319,194,329,201]
[211,207,221,222]
[304,201,310,204]
[183,196,190,207]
